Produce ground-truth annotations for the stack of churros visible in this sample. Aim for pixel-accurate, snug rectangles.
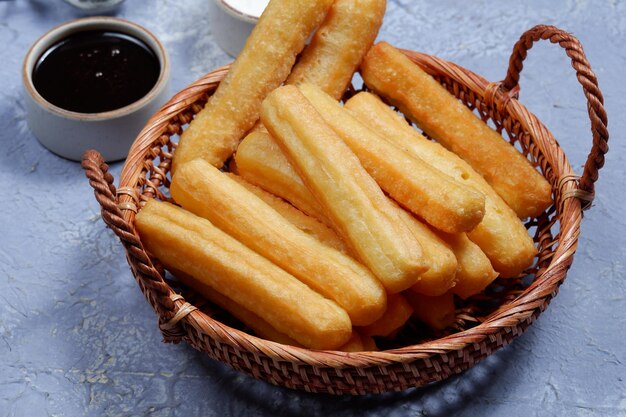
[136,0,552,351]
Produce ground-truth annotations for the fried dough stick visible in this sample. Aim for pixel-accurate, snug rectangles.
[225,173,348,254]
[360,42,552,219]
[135,200,351,349]
[358,293,413,337]
[172,0,334,171]
[261,86,427,293]
[286,0,386,99]
[235,131,459,296]
[244,0,386,133]
[337,332,365,352]
[299,83,485,234]
[360,334,379,351]
[179,277,375,352]
[235,132,331,224]
[180,276,375,352]
[404,291,456,331]
[392,206,458,296]
[441,233,499,299]
[172,273,301,346]
[345,92,537,277]
[172,160,386,326]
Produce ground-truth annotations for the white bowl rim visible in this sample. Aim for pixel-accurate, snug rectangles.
[22,16,170,122]
[217,0,265,23]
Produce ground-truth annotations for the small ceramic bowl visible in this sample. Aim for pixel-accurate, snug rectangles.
[63,0,126,14]
[22,17,170,162]
[209,0,269,57]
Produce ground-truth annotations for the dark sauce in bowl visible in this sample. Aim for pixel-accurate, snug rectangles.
[32,30,160,113]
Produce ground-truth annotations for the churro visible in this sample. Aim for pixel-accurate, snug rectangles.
[172,160,386,325]
[286,0,386,99]
[359,42,552,218]
[337,332,365,352]
[359,294,413,337]
[226,173,347,253]
[441,233,499,299]
[405,291,456,330]
[236,130,459,293]
[299,83,485,234]
[172,0,334,171]
[189,276,301,346]
[235,131,332,225]
[135,200,352,349]
[261,86,427,293]
[345,92,537,277]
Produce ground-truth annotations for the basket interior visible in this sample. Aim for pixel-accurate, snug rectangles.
[129,71,562,351]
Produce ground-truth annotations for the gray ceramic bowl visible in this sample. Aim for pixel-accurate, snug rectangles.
[22,16,170,162]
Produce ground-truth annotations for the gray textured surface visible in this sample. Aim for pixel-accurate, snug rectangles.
[0,1,625,416]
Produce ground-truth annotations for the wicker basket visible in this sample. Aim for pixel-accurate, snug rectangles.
[83,25,608,395]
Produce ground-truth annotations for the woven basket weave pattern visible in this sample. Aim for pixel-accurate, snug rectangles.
[82,25,608,395]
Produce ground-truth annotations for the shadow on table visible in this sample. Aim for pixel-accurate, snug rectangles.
[190,336,533,417]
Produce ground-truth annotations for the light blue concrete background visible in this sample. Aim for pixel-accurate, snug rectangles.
[0,1,624,416]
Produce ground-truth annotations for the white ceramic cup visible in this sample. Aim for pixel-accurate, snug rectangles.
[209,0,269,57]
[22,17,170,162]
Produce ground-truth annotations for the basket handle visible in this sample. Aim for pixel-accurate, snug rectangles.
[500,24,609,208]
[81,150,177,322]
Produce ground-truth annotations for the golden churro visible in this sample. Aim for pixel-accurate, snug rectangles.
[405,291,456,330]
[337,332,365,352]
[236,130,459,293]
[359,293,413,337]
[226,173,348,253]
[360,334,379,351]
[394,208,459,296]
[345,92,537,277]
[172,160,386,326]
[187,276,301,346]
[440,233,499,299]
[261,86,427,293]
[359,42,552,219]
[135,200,351,349]
[286,0,386,99]
[299,83,485,234]
[235,131,332,225]
[172,0,334,171]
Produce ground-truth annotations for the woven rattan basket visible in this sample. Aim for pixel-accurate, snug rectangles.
[83,25,608,395]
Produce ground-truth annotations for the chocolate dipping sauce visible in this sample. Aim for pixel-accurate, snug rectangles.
[32,30,160,113]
